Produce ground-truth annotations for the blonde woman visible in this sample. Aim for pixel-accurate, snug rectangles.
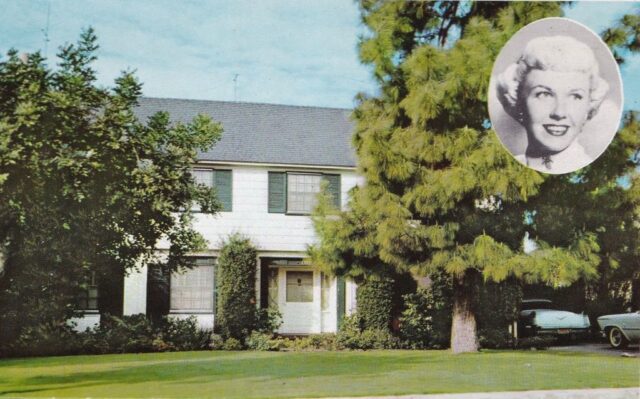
[496,35,610,173]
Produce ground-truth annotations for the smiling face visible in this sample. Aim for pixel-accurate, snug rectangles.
[521,69,591,154]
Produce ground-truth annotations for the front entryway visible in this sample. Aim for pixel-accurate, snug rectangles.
[260,258,323,334]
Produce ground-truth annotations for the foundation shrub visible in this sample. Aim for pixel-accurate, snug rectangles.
[89,314,156,353]
[356,276,394,331]
[222,337,244,350]
[160,316,211,351]
[246,331,278,351]
[255,308,283,333]
[336,314,399,350]
[209,333,225,350]
[3,323,83,357]
[215,234,259,340]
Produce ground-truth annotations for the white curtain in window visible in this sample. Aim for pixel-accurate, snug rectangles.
[171,266,214,311]
[287,174,321,214]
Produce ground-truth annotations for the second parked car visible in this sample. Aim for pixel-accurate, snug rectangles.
[597,311,640,349]
[518,299,591,338]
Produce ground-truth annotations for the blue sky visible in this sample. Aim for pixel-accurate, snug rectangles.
[0,1,637,110]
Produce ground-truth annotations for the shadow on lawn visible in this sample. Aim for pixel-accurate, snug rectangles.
[0,351,427,396]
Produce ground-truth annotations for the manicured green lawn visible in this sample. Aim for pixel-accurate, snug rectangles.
[0,350,637,398]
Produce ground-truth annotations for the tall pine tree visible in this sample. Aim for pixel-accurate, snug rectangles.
[313,2,638,353]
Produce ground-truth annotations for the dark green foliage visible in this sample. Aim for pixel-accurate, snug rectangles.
[85,315,211,354]
[255,308,283,333]
[356,276,395,330]
[215,234,259,340]
[336,315,400,350]
[399,273,453,349]
[0,28,222,350]
[1,323,84,358]
[158,317,212,351]
[477,279,522,349]
[399,273,521,349]
[90,314,157,354]
[2,315,212,357]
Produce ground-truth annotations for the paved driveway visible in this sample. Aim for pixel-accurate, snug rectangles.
[548,342,639,357]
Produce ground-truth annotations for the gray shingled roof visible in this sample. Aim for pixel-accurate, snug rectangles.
[134,97,356,168]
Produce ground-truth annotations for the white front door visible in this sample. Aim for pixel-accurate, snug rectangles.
[279,269,318,334]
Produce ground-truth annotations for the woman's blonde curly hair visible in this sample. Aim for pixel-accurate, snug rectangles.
[496,35,609,123]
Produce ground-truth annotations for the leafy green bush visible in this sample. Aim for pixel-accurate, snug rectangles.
[2,324,83,357]
[255,308,283,333]
[222,337,244,350]
[478,328,515,349]
[209,333,225,350]
[246,331,278,351]
[81,315,211,354]
[356,277,394,331]
[477,279,521,349]
[89,314,156,353]
[336,314,399,350]
[399,272,452,349]
[216,235,259,340]
[306,333,338,350]
[160,316,211,351]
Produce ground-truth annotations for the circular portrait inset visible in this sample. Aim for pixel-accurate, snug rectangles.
[488,18,623,174]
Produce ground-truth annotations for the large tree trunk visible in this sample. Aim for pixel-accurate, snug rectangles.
[450,272,479,354]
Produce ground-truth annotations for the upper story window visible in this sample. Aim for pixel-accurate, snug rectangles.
[170,257,216,313]
[191,168,232,212]
[268,171,341,215]
[287,173,322,214]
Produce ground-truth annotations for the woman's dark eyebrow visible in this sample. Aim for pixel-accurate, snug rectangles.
[531,85,553,92]
[569,88,586,93]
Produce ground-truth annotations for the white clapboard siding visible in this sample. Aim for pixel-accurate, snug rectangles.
[180,165,361,252]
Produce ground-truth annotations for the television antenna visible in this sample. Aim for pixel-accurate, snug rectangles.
[41,1,51,58]
[233,74,239,101]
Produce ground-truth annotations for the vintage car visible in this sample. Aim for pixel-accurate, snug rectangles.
[597,311,640,349]
[518,299,590,338]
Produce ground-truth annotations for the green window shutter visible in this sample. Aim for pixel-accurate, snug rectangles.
[268,172,287,213]
[213,170,232,212]
[212,260,217,314]
[337,276,346,330]
[323,174,341,209]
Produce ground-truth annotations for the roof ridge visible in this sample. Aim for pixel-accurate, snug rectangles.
[140,96,352,112]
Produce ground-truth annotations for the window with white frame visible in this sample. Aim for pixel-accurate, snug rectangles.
[170,258,215,312]
[287,173,322,214]
[78,271,99,311]
[191,168,232,212]
[191,169,213,212]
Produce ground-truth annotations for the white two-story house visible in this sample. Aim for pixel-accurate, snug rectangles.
[76,98,360,335]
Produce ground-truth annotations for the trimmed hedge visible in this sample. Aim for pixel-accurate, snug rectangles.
[356,276,394,331]
[215,234,258,340]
